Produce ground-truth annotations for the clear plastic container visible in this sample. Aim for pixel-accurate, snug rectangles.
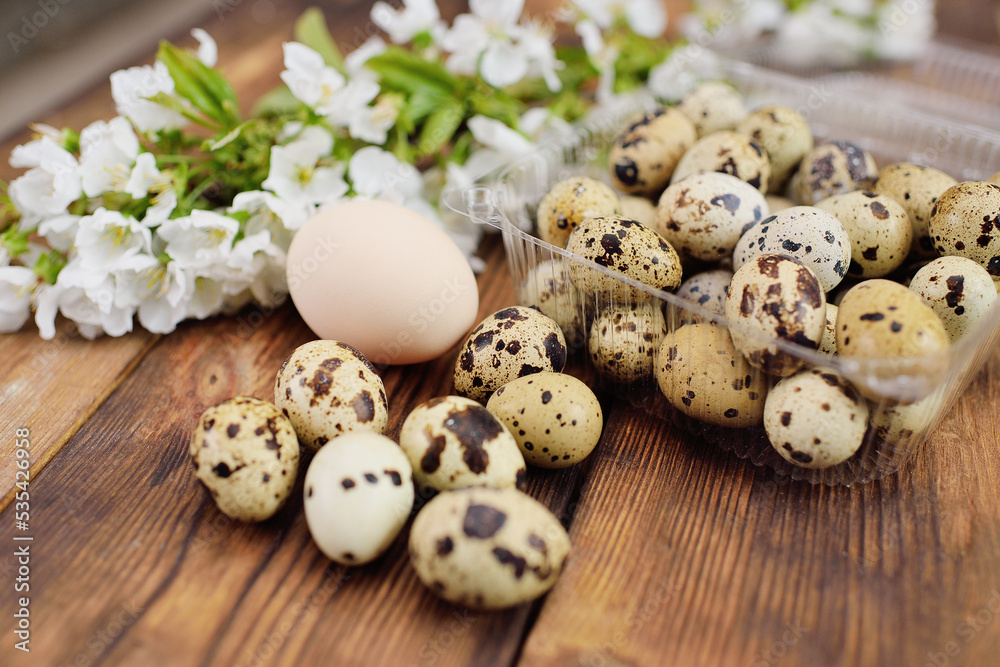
[444,56,1000,486]
[735,38,1000,131]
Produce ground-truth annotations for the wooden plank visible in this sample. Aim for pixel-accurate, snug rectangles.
[517,351,1000,666]
[0,236,586,666]
[0,327,160,511]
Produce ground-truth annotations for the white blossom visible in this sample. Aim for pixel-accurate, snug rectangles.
[262,125,348,208]
[79,117,140,197]
[191,28,218,67]
[231,190,309,246]
[279,42,347,113]
[157,210,239,272]
[372,0,445,44]
[126,153,177,226]
[571,0,667,39]
[0,266,38,332]
[345,36,387,77]
[110,61,188,133]
[322,78,394,144]
[348,146,423,203]
[441,0,525,86]
[37,213,81,253]
[34,259,135,339]
[114,255,190,334]
[186,276,226,320]
[7,137,81,218]
[74,208,153,273]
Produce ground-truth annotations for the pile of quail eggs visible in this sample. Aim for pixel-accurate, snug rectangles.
[526,80,1000,472]
[191,309,605,610]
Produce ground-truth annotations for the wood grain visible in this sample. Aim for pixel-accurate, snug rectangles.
[519,352,1000,667]
[0,1,999,666]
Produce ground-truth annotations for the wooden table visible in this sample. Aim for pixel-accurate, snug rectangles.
[2,2,1000,665]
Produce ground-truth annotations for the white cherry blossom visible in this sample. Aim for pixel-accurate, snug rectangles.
[79,117,140,197]
[279,42,347,114]
[74,208,153,273]
[441,0,525,86]
[348,146,423,203]
[126,153,177,226]
[0,266,38,332]
[261,125,348,208]
[37,213,81,253]
[114,255,189,334]
[156,210,239,272]
[345,36,387,77]
[110,61,188,133]
[371,0,445,44]
[7,137,81,218]
[571,0,667,39]
[34,258,135,339]
[185,276,226,320]
[191,28,218,67]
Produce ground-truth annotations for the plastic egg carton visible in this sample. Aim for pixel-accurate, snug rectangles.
[443,55,1000,486]
[735,37,1000,132]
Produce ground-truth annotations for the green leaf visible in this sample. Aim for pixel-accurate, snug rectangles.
[294,7,345,73]
[366,46,457,96]
[156,41,240,128]
[33,250,66,285]
[207,121,252,152]
[1,225,30,257]
[146,92,218,129]
[417,99,465,157]
[251,84,302,117]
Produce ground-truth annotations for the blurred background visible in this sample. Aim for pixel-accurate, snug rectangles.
[0,0,998,141]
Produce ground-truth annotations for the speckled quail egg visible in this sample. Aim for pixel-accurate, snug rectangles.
[872,162,958,258]
[620,195,659,228]
[536,176,622,248]
[409,486,570,610]
[725,254,827,376]
[676,81,747,137]
[836,279,949,400]
[454,306,568,403]
[274,340,388,449]
[565,215,683,301]
[487,372,604,468]
[190,397,300,522]
[733,206,851,293]
[655,172,769,262]
[399,396,526,493]
[735,105,813,191]
[908,256,998,342]
[655,323,768,427]
[815,191,912,279]
[670,130,771,194]
[675,269,732,326]
[820,303,839,356]
[764,368,869,469]
[609,107,697,198]
[765,194,795,213]
[588,302,666,384]
[794,140,878,205]
[520,259,588,349]
[303,432,413,566]
[928,181,1000,283]
[868,393,939,447]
